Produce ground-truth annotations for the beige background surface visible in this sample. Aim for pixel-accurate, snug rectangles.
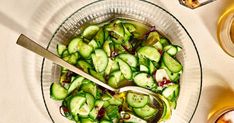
[0,0,234,123]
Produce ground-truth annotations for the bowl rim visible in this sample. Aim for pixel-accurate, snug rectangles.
[40,0,203,122]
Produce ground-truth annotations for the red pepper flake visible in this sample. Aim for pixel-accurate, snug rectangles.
[158,78,171,87]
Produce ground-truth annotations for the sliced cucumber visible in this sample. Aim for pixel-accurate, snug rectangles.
[163,53,182,73]
[118,53,137,68]
[77,60,92,73]
[89,100,104,119]
[68,76,84,94]
[159,38,170,47]
[69,95,86,115]
[139,65,149,72]
[162,84,179,101]
[153,41,163,51]
[106,105,119,119]
[110,61,120,72]
[62,49,69,58]
[161,62,180,82]
[100,120,112,123]
[105,58,114,75]
[103,40,112,57]
[92,49,108,72]
[81,81,97,98]
[82,25,100,40]
[94,28,105,46]
[133,105,158,119]
[81,118,98,123]
[144,31,160,45]
[78,40,93,58]
[89,69,105,82]
[133,73,156,90]
[123,23,132,42]
[78,104,91,117]
[86,93,95,110]
[89,39,99,49]
[63,52,79,65]
[164,45,178,56]
[123,23,136,33]
[148,60,156,74]
[108,95,123,106]
[117,58,132,80]
[138,46,161,62]
[50,83,68,100]
[108,71,122,88]
[126,92,149,108]
[68,38,81,54]
[57,44,67,56]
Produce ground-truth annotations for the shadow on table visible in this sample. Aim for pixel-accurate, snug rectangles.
[192,69,234,122]
[196,0,234,44]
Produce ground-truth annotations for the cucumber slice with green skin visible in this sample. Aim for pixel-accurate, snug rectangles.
[117,58,132,80]
[110,61,120,72]
[50,83,68,100]
[133,73,156,89]
[86,93,95,110]
[89,39,99,49]
[153,41,163,51]
[139,65,149,72]
[133,105,158,119]
[164,45,178,56]
[81,81,97,98]
[68,38,81,54]
[108,71,122,88]
[78,40,93,58]
[81,118,98,123]
[120,111,147,123]
[69,95,86,115]
[95,28,105,46]
[106,105,120,119]
[82,25,100,40]
[105,58,114,75]
[89,69,105,82]
[159,38,170,47]
[57,44,67,56]
[100,120,112,123]
[162,84,179,101]
[123,23,132,42]
[148,60,156,74]
[62,49,69,58]
[163,53,182,73]
[77,60,93,73]
[118,53,137,68]
[68,77,84,94]
[92,49,108,72]
[103,40,112,57]
[123,23,136,33]
[89,100,104,119]
[138,46,161,62]
[106,21,125,38]
[78,104,91,117]
[66,52,79,65]
[126,92,149,108]
[161,62,181,82]
[144,31,160,46]
[108,95,123,106]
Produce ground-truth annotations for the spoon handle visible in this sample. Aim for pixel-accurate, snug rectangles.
[17,34,117,92]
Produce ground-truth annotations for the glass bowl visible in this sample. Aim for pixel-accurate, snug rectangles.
[39,0,202,123]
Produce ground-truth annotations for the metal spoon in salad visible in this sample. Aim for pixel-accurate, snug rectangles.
[17,34,167,122]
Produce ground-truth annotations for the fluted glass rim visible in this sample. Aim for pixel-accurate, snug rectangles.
[40,0,203,122]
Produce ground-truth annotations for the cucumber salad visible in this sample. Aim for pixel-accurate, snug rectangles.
[50,19,183,123]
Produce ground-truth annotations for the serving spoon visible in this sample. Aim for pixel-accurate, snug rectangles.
[17,34,165,121]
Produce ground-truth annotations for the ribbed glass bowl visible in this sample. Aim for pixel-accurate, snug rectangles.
[40,0,202,123]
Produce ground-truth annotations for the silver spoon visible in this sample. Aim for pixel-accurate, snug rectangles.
[16,34,164,121]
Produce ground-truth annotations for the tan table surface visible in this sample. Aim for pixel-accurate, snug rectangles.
[0,0,234,123]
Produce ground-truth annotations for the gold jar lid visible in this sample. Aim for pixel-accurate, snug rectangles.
[217,7,234,57]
